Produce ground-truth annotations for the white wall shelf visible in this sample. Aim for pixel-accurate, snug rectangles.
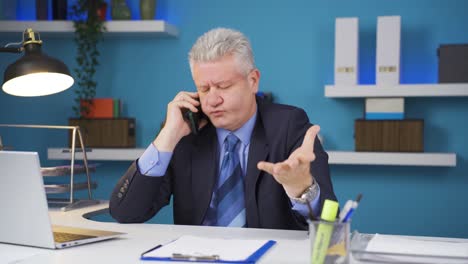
[0,20,178,37]
[48,148,145,161]
[48,148,457,167]
[325,83,468,98]
[328,151,456,167]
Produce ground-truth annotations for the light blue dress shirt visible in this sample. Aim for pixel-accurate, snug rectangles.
[137,111,321,219]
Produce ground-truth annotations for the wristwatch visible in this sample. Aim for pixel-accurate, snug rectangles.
[290,183,319,204]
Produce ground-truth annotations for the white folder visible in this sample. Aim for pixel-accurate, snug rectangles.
[376,16,401,86]
[334,17,359,85]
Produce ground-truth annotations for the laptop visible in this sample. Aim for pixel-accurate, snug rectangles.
[0,151,125,249]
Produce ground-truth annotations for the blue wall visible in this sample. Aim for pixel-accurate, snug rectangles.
[1,0,467,238]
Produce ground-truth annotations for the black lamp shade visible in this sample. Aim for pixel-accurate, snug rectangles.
[2,43,74,96]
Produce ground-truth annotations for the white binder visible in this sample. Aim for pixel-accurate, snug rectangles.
[376,16,401,86]
[334,17,359,85]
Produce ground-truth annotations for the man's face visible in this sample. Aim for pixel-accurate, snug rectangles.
[192,54,260,131]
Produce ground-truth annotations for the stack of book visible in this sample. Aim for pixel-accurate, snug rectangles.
[80,98,122,118]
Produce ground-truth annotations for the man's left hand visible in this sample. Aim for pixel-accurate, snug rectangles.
[257,125,320,198]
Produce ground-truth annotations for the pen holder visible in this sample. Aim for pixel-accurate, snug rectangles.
[309,221,350,264]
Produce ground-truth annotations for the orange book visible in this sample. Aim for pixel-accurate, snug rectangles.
[81,98,114,118]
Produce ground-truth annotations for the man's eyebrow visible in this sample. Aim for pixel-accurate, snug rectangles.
[197,79,232,88]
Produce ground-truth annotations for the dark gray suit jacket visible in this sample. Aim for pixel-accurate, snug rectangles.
[109,100,337,230]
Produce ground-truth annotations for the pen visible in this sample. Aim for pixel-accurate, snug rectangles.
[338,199,353,223]
[172,253,220,261]
[341,193,362,223]
[140,244,162,257]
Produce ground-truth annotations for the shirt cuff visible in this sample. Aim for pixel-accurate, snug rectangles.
[290,184,321,218]
[137,143,173,176]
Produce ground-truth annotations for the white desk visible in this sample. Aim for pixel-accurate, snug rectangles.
[1,202,310,263]
[2,202,467,264]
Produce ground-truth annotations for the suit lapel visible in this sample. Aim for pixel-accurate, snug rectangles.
[191,124,219,225]
[245,112,269,228]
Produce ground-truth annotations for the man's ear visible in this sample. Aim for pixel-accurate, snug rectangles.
[249,69,260,93]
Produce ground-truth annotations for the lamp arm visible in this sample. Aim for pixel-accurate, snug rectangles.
[0,47,23,53]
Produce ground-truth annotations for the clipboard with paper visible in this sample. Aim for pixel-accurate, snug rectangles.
[140,235,276,263]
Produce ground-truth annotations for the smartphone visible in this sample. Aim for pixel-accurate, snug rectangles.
[182,104,206,135]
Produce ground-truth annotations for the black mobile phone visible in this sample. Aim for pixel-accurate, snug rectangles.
[182,105,206,135]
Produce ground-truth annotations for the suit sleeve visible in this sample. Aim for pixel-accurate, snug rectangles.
[109,160,173,223]
[286,108,338,220]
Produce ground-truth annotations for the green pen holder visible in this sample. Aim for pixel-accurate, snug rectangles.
[309,221,350,264]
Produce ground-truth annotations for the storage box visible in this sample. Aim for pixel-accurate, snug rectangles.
[335,17,359,85]
[438,44,468,83]
[355,119,423,152]
[365,98,404,120]
[376,16,401,85]
[68,118,135,148]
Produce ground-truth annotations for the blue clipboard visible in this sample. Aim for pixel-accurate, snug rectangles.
[140,238,276,263]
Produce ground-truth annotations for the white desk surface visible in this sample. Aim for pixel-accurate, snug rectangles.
[2,202,467,264]
[1,201,311,264]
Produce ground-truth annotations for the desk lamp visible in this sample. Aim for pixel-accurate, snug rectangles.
[0,29,96,211]
[1,28,74,96]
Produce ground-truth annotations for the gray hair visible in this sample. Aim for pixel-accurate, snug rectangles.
[188,28,255,75]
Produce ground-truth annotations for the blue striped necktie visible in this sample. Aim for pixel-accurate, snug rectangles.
[215,133,246,227]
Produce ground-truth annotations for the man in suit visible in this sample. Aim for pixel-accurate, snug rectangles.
[110,28,337,230]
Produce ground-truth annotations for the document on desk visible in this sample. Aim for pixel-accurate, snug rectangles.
[364,234,468,264]
[140,235,276,263]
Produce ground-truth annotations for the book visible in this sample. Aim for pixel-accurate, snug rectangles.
[80,98,114,118]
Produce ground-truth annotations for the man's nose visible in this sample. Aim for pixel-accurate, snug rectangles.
[206,88,223,107]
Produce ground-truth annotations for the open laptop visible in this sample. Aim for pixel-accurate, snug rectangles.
[0,151,125,249]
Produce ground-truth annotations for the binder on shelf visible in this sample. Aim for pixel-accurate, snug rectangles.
[334,17,359,85]
[376,16,401,86]
[365,98,404,120]
[140,235,276,263]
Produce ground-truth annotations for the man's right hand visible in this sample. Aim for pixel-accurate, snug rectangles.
[153,91,204,152]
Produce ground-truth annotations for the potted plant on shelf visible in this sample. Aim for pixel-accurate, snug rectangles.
[70,0,106,118]
[68,0,106,148]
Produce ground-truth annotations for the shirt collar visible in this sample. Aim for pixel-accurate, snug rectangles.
[216,108,258,148]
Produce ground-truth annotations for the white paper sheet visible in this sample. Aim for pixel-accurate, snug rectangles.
[143,235,272,261]
[364,234,468,264]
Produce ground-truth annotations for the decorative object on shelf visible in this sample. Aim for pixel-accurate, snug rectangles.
[97,2,108,21]
[111,0,131,20]
[355,119,423,152]
[438,44,468,83]
[140,0,156,20]
[1,28,74,96]
[68,118,136,148]
[36,0,49,20]
[52,0,68,20]
[70,0,106,118]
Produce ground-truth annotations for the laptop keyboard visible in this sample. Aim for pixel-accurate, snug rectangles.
[53,231,97,243]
